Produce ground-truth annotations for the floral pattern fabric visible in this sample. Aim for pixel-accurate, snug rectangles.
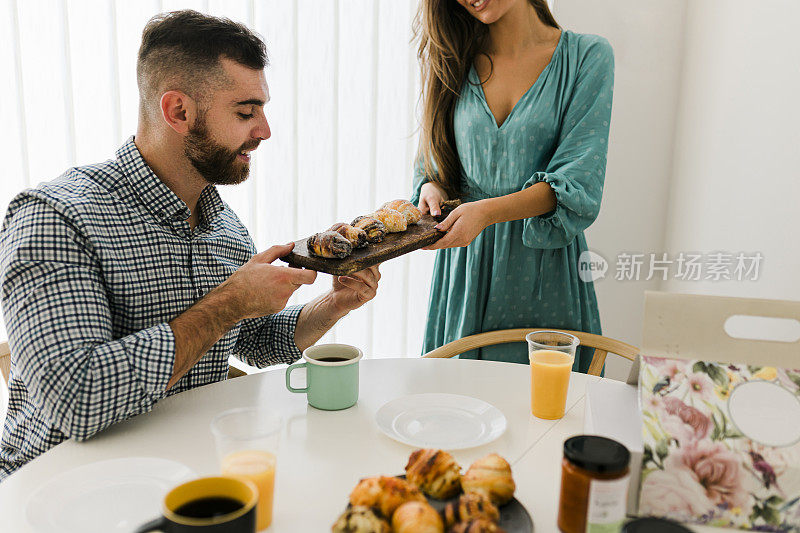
[639,356,800,532]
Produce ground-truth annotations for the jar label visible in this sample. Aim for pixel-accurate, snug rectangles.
[586,474,629,533]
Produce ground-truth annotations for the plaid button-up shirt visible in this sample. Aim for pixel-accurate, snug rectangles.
[0,137,303,480]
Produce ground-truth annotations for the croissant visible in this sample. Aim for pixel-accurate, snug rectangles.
[331,506,391,533]
[398,203,422,225]
[405,449,462,499]
[382,199,407,211]
[307,230,353,258]
[352,216,387,243]
[329,222,368,249]
[391,501,444,533]
[449,519,506,533]
[370,208,407,233]
[442,493,499,528]
[382,200,422,225]
[461,454,516,506]
[349,476,426,518]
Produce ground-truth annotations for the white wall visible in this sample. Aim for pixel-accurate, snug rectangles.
[554,0,689,379]
[558,0,800,380]
[663,0,800,301]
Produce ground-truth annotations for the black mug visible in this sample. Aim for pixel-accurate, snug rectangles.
[135,476,258,533]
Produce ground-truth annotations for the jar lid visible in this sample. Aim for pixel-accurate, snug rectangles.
[563,435,630,473]
[621,518,693,533]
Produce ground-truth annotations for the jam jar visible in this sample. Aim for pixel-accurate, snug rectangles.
[558,435,631,533]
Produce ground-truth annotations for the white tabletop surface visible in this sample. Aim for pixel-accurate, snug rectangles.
[0,357,722,532]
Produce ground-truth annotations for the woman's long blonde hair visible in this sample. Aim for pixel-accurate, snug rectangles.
[414,0,559,198]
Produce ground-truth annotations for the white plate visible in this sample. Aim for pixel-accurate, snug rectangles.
[376,393,507,449]
[26,457,196,533]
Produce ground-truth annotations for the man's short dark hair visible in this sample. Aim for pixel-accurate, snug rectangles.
[137,10,268,121]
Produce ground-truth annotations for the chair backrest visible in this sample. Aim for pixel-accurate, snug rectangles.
[227,365,247,379]
[422,328,639,376]
[0,341,10,384]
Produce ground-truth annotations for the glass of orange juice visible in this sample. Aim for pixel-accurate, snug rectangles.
[526,331,579,420]
[210,407,281,531]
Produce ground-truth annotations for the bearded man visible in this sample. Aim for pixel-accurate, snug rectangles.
[0,10,381,480]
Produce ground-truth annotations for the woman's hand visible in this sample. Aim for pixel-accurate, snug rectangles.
[424,201,494,250]
[417,182,448,217]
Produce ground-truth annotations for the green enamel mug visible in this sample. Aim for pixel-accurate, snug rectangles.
[285,344,363,410]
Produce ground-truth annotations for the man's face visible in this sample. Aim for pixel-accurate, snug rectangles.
[183,58,271,185]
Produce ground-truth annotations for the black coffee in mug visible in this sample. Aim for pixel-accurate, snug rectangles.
[175,496,244,519]
[316,356,350,362]
[135,476,257,532]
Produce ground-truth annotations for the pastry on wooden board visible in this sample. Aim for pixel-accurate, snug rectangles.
[371,208,407,233]
[351,215,387,244]
[329,222,368,249]
[307,230,353,259]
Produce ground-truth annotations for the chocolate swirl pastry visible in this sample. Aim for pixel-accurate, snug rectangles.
[331,506,391,533]
[329,222,368,249]
[370,208,407,233]
[442,493,500,529]
[391,501,444,533]
[307,230,353,259]
[351,216,387,244]
[449,519,506,533]
[461,454,516,506]
[405,449,462,500]
[349,475,426,518]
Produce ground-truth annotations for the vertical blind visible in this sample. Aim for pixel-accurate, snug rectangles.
[0,0,436,361]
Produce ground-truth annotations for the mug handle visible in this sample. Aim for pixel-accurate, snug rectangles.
[285,362,308,393]
[134,517,167,533]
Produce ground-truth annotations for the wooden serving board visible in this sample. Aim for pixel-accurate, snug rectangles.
[281,201,460,276]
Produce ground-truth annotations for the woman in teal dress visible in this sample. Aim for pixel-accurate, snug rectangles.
[411,0,614,372]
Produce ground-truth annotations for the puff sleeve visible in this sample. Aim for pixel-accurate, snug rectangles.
[522,38,614,249]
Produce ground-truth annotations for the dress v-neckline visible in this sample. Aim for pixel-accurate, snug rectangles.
[472,29,565,130]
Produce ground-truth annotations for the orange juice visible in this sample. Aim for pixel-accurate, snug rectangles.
[221,449,276,530]
[530,350,574,419]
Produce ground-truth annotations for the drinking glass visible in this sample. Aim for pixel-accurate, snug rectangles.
[527,331,579,419]
[210,407,281,531]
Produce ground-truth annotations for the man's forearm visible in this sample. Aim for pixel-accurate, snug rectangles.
[167,287,244,388]
[294,291,348,352]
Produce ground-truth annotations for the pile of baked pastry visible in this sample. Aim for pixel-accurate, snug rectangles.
[308,199,422,259]
[332,449,516,533]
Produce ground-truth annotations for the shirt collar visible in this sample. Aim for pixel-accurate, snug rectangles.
[466,65,483,99]
[197,184,225,226]
[115,136,225,225]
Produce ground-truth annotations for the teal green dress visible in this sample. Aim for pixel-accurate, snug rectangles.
[411,30,614,372]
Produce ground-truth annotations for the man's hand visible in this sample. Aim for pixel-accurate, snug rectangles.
[167,243,316,389]
[219,243,317,319]
[329,264,381,315]
[293,264,381,351]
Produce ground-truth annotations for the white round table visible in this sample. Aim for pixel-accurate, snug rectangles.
[0,358,719,532]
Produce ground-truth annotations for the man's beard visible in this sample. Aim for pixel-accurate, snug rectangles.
[183,116,258,186]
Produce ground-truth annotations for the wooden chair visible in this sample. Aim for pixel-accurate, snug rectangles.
[422,328,638,376]
[0,341,10,384]
[0,340,246,383]
[227,365,247,379]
